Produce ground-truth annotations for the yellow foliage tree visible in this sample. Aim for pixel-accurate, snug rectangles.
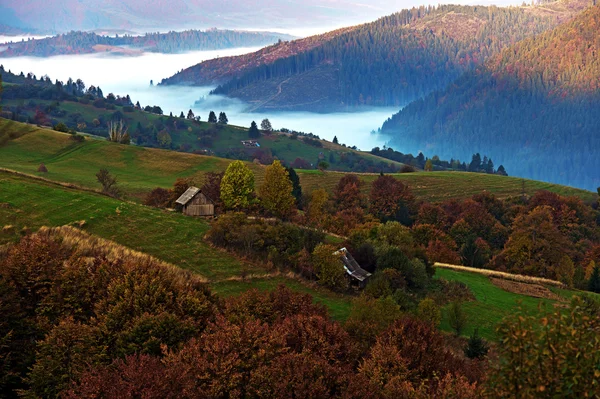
[306,188,329,228]
[259,160,295,219]
[312,244,347,290]
[220,160,255,210]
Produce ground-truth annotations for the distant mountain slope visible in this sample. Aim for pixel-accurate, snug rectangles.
[381,4,600,190]
[161,0,589,112]
[0,0,404,33]
[0,30,294,57]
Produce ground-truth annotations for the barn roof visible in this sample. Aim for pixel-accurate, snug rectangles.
[175,186,201,206]
[334,247,372,282]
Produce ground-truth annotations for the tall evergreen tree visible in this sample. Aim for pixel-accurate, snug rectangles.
[248,121,260,138]
[187,109,195,119]
[285,167,303,208]
[588,265,600,293]
[208,111,217,123]
[218,112,228,124]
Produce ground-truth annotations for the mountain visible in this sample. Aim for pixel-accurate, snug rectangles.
[0,0,405,33]
[161,0,589,112]
[381,3,600,191]
[0,30,295,57]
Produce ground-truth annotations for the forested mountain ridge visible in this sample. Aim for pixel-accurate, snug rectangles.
[161,0,590,112]
[381,3,600,191]
[159,27,356,86]
[0,30,294,57]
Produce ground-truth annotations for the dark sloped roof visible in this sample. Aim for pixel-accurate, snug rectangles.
[334,247,372,282]
[175,186,200,206]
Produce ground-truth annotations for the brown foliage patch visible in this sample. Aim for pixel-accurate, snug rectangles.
[489,277,564,301]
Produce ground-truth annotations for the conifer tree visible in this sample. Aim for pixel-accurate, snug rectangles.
[588,265,600,293]
[464,329,489,359]
[218,112,228,124]
[248,121,260,138]
[208,111,217,123]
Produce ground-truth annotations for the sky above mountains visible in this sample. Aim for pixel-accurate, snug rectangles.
[1,0,519,35]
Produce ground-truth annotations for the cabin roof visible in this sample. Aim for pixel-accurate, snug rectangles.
[334,247,372,282]
[175,186,201,206]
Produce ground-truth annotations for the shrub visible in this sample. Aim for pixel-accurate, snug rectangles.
[37,163,48,173]
[417,298,441,327]
[447,301,468,336]
[53,122,69,133]
[464,329,489,359]
[144,188,171,208]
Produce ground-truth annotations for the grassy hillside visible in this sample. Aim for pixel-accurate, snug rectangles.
[0,171,352,320]
[435,268,596,339]
[0,119,595,203]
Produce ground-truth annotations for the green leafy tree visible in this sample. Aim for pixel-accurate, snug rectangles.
[220,160,255,210]
[249,121,260,138]
[53,122,69,133]
[259,160,295,219]
[447,301,467,336]
[156,129,172,148]
[317,161,329,171]
[260,118,273,132]
[208,111,217,123]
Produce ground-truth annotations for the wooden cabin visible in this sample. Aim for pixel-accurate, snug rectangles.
[175,187,215,217]
[334,247,371,288]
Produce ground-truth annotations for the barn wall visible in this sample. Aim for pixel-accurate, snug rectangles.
[183,204,214,216]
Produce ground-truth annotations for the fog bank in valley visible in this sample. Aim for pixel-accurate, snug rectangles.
[1,49,392,150]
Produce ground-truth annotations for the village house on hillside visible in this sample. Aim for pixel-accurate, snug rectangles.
[175,186,215,217]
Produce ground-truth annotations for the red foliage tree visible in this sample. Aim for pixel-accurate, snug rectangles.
[370,175,416,223]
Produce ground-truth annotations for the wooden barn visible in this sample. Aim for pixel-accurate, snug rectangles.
[175,187,215,217]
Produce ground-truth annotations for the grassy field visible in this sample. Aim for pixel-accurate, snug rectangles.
[1,119,595,204]
[0,171,352,320]
[435,268,595,340]
[297,169,597,203]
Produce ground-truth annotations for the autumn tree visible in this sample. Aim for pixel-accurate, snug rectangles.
[200,172,224,213]
[220,160,255,210]
[499,205,572,279]
[306,188,329,228]
[369,175,415,224]
[425,159,433,171]
[312,244,347,290]
[334,174,365,211]
[490,297,600,397]
[259,160,295,219]
[249,121,260,138]
[208,111,217,123]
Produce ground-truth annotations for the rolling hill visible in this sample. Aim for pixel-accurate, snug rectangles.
[161,0,590,112]
[0,119,594,204]
[381,3,600,191]
[0,119,596,342]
